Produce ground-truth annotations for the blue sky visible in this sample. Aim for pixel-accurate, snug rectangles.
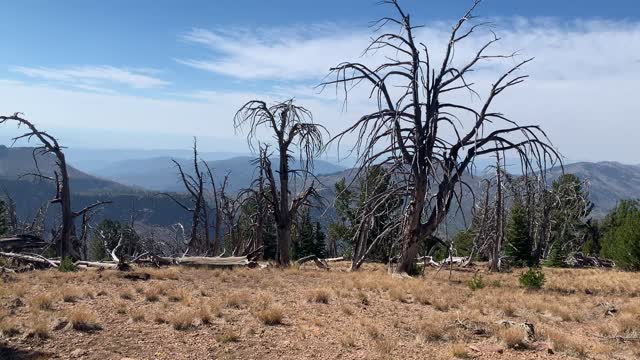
[0,0,639,162]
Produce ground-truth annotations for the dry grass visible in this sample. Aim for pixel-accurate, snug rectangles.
[544,328,587,357]
[67,307,101,332]
[0,318,21,337]
[306,289,331,304]
[197,303,212,325]
[30,293,55,311]
[27,318,50,340]
[416,314,449,342]
[119,288,135,300]
[616,314,640,335]
[256,305,284,326]
[170,309,196,330]
[3,264,640,359]
[144,288,161,302]
[450,343,472,359]
[167,288,190,303]
[340,332,356,348]
[224,291,249,309]
[130,308,145,322]
[497,326,527,350]
[215,329,240,343]
[388,286,409,303]
[61,287,82,303]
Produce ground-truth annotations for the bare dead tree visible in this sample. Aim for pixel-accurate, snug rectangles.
[0,114,111,259]
[160,139,210,255]
[236,147,272,258]
[488,153,506,271]
[234,100,325,266]
[320,0,559,274]
[202,162,224,256]
[216,174,244,255]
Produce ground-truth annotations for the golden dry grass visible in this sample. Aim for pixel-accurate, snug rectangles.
[67,307,101,332]
[255,305,284,326]
[1,264,639,359]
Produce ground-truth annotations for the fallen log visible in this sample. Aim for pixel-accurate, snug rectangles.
[175,256,255,268]
[566,252,614,268]
[0,235,47,251]
[0,252,54,268]
[296,255,329,269]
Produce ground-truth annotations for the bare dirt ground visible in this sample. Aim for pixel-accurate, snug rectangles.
[1,262,639,359]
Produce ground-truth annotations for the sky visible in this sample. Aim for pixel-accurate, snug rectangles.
[0,0,639,163]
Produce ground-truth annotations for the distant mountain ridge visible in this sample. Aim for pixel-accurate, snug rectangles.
[547,161,640,216]
[2,144,640,237]
[89,156,347,192]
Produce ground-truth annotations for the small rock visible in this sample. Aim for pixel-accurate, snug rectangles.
[70,348,87,357]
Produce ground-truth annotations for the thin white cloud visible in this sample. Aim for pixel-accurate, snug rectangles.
[11,65,170,89]
[3,17,639,164]
[178,19,640,83]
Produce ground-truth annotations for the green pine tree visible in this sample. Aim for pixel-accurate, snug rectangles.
[293,209,316,259]
[505,201,533,267]
[313,222,326,258]
[0,200,8,236]
[600,200,640,271]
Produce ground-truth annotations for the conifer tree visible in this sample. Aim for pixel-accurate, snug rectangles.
[313,222,326,258]
[0,200,8,236]
[506,201,533,266]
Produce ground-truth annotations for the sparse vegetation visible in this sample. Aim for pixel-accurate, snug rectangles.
[67,307,101,332]
[256,305,284,325]
[519,268,546,289]
[170,309,196,330]
[0,1,638,360]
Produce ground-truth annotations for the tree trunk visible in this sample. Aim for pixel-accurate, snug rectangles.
[277,146,291,266]
[350,216,371,271]
[490,154,504,272]
[277,223,291,266]
[396,183,427,274]
[59,155,79,260]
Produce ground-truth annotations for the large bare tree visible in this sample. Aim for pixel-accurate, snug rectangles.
[160,139,210,255]
[321,0,559,274]
[0,114,110,259]
[234,100,325,266]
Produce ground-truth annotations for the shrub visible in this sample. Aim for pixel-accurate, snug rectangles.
[467,273,485,291]
[67,308,101,332]
[498,326,527,349]
[31,293,55,311]
[61,287,81,303]
[519,268,545,289]
[58,257,77,272]
[256,306,284,326]
[215,329,239,343]
[170,309,196,330]
[307,289,331,304]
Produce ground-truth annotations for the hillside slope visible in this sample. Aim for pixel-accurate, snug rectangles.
[90,156,346,192]
[547,161,640,216]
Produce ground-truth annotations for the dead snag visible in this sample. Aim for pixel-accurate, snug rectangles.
[0,114,111,259]
[319,0,559,274]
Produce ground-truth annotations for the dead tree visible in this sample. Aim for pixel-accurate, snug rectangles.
[0,114,110,259]
[202,162,223,255]
[217,174,243,255]
[237,147,271,258]
[489,153,506,272]
[160,139,209,255]
[234,100,325,266]
[320,0,559,274]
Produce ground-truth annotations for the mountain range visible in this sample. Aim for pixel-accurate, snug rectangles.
[1,145,639,236]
